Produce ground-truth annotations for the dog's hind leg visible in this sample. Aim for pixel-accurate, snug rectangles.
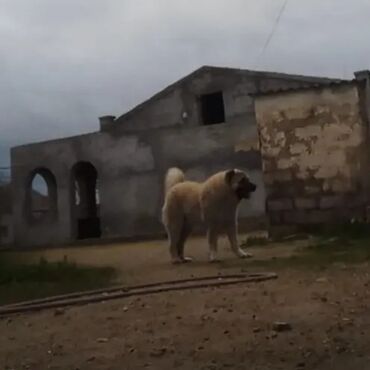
[164,218,184,264]
[178,220,192,263]
[226,225,253,259]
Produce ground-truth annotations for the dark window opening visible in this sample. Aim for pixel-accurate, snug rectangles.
[71,162,101,240]
[200,91,225,125]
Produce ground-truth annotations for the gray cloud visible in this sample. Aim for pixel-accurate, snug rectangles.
[1,0,370,166]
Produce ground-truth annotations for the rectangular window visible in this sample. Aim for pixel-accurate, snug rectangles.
[200,91,225,125]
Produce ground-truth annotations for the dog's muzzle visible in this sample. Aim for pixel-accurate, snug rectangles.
[249,182,257,193]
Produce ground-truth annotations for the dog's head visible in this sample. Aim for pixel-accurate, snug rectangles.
[225,169,257,200]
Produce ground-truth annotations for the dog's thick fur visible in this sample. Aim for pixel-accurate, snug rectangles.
[162,167,257,263]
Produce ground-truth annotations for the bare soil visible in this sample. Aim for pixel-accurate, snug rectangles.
[1,235,370,370]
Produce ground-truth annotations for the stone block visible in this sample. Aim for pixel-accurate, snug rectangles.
[306,209,338,224]
[283,210,308,224]
[319,195,344,209]
[273,170,293,183]
[263,170,292,185]
[268,211,283,225]
[267,198,293,211]
[304,185,322,195]
[294,197,317,210]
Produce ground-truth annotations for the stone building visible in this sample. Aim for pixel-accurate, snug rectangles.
[0,184,13,246]
[254,70,370,234]
[10,66,341,248]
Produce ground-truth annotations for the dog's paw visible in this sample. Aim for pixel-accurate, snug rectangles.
[209,258,220,263]
[171,258,184,264]
[238,250,253,259]
[182,256,193,263]
[208,254,220,263]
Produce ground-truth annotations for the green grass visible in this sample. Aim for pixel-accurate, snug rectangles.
[247,240,370,271]
[0,255,117,305]
[236,223,370,271]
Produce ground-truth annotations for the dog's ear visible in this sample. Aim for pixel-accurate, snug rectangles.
[225,169,235,186]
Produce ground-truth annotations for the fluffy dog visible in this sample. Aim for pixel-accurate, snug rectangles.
[162,167,257,264]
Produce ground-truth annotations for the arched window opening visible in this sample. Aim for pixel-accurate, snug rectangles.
[27,168,57,222]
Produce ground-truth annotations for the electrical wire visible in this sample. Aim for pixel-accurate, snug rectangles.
[254,0,289,68]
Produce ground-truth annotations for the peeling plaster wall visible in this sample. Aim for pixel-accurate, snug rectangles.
[255,83,368,230]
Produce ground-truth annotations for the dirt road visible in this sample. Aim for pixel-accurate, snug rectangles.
[1,236,370,369]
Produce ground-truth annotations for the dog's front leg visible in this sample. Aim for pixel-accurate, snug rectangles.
[207,228,219,262]
[226,226,253,259]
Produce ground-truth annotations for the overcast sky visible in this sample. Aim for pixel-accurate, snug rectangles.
[1,0,370,167]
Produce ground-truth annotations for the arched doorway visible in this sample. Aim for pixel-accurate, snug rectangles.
[71,162,101,239]
[26,168,58,222]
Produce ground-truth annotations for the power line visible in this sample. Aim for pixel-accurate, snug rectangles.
[254,0,289,68]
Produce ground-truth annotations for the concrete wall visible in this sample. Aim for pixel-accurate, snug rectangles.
[11,121,263,247]
[108,67,341,132]
[255,82,369,232]
[0,214,13,246]
[11,67,343,248]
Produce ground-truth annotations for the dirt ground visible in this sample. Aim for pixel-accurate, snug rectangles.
[1,235,370,370]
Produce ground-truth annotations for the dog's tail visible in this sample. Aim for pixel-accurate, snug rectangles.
[164,167,185,194]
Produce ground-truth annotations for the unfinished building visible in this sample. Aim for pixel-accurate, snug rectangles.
[11,66,343,248]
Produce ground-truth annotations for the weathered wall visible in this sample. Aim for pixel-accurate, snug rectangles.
[0,214,13,246]
[11,67,343,248]
[110,67,340,133]
[255,82,369,230]
[11,122,264,247]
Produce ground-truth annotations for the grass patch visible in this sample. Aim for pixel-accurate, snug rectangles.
[230,224,370,271]
[248,241,370,271]
[241,233,309,248]
[0,255,116,305]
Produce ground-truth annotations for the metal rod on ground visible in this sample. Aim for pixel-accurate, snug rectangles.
[0,273,277,317]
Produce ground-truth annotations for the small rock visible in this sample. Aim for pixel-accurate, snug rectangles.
[54,308,65,316]
[273,322,292,332]
[316,277,328,283]
[253,327,262,333]
[296,362,305,368]
[150,348,167,357]
[96,337,109,343]
[87,356,96,362]
[123,306,129,312]
[270,331,278,339]
[336,345,347,354]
